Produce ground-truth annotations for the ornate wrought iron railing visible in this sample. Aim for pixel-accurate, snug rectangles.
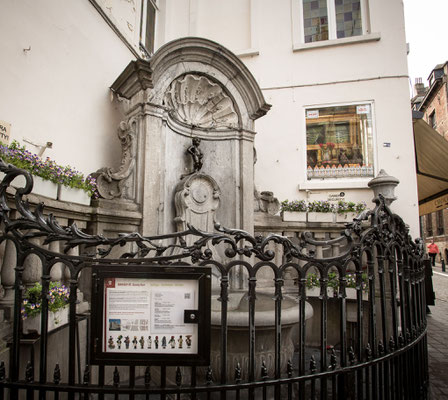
[0,159,429,399]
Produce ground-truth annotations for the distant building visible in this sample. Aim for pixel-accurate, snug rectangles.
[414,62,448,260]
[419,62,448,139]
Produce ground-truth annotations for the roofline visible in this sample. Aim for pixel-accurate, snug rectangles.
[426,61,448,81]
[418,75,444,111]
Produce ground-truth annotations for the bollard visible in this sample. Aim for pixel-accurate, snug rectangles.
[442,258,446,272]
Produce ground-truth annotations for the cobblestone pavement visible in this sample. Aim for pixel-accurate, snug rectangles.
[427,263,448,399]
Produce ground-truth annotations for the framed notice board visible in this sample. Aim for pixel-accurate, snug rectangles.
[90,265,211,366]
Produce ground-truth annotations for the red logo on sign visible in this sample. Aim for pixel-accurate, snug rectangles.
[105,278,115,288]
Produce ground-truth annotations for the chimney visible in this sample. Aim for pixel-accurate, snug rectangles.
[414,77,426,96]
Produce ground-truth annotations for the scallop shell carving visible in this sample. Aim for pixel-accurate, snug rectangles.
[163,74,238,129]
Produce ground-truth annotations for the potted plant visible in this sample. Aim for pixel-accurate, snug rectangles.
[57,167,96,205]
[335,201,367,222]
[281,199,307,222]
[21,281,70,334]
[307,200,335,222]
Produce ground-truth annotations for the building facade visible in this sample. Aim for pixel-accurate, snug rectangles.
[0,0,419,236]
[413,62,448,260]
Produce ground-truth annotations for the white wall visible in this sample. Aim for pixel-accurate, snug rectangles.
[0,0,134,175]
[94,0,141,49]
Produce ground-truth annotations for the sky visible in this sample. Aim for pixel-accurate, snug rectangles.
[403,0,448,93]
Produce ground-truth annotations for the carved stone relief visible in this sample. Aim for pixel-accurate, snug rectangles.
[174,173,221,239]
[163,74,239,130]
[91,119,136,200]
[254,190,280,215]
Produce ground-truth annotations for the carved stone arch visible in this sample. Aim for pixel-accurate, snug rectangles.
[149,38,270,126]
[109,37,270,236]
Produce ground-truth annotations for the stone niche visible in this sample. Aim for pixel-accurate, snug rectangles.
[102,37,270,235]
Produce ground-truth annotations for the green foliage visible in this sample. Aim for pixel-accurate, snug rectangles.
[21,281,69,320]
[307,200,334,213]
[305,271,369,292]
[281,199,307,212]
[282,199,367,214]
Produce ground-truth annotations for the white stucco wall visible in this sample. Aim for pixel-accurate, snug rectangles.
[0,0,134,175]
[93,0,141,49]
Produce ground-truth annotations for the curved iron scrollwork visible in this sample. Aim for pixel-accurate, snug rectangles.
[0,159,429,398]
[0,158,422,264]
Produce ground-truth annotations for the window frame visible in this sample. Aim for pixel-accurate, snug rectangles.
[436,210,444,236]
[139,0,158,58]
[429,110,436,130]
[426,213,433,237]
[300,100,377,189]
[291,0,378,51]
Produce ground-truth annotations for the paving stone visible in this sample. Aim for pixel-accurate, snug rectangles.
[427,264,448,400]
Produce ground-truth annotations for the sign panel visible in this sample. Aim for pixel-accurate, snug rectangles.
[356,105,370,114]
[0,120,11,144]
[90,265,211,366]
[103,277,198,355]
[306,110,319,119]
[419,193,448,216]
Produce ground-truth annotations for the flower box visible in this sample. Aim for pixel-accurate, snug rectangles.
[0,172,27,189]
[33,176,58,199]
[335,212,357,223]
[23,306,69,335]
[282,211,307,222]
[308,212,334,223]
[58,185,91,205]
[0,172,58,199]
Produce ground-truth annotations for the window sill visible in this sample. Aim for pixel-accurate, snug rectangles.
[235,48,260,58]
[293,32,381,52]
[298,179,372,190]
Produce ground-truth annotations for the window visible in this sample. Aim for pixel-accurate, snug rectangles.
[302,0,329,43]
[426,214,433,237]
[306,103,374,180]
[140,1,156,56]
[436,210,444,236]
[298,0,369,44]
[429,110,436,130]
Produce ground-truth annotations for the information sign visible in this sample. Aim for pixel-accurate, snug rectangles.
[90,265,211,366]
[0,120,11,144]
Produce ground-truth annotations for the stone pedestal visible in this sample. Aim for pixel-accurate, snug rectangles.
[368,169,399,206]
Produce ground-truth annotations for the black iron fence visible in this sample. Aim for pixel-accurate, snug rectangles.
[0,160,429,399]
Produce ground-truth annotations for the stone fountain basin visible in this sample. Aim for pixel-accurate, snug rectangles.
[210,291,313,380]
[211,291,312,327]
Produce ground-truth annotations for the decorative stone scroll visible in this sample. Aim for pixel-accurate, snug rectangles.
[174,173,221,240]
[91,120,136,200]
[163,74,238,130]
[254,190,280,215]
